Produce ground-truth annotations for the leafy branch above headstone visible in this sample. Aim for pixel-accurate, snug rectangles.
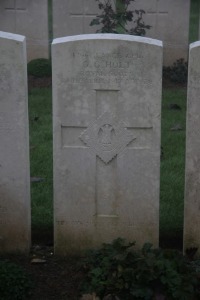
[90,0,151,36]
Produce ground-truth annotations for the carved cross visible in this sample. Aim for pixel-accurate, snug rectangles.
[61,89,152,218]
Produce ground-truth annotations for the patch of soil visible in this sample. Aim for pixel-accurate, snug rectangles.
[3,229,183,300]
[5,245,85,300]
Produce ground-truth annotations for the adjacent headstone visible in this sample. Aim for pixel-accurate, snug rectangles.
[0,31,30,253]
[53,0,190,66]
[0,0,49,61]
[133,0,190,65]
[53,0,101,38]
[184,41,200,255]
[52,34,162,255]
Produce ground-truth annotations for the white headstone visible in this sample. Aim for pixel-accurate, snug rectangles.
[133,0,190,65]
[0,0,49,61]
[0,31,30,253]
[52,34,162,255]
[184,41,200,255]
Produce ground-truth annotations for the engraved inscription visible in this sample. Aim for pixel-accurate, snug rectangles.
[0,65,11,92]
[80,112,136,164]
[147,7,168,17]
[67,50,153,86]
[4,0,27,11]
[56,219,148,228]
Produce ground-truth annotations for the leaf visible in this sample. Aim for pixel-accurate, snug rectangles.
[142,243,153,255]
[90,18,100,26]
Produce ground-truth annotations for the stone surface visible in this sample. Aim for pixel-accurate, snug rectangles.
[133,0,190,65]
[0,31,30,253]
[0,0,49,61]
[52,34,162,255]
[53,0,190,66]
[184,41,200,255]
[53,0,102,38]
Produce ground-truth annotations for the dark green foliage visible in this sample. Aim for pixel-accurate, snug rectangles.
[0,260,33,300]
[90,0,151,36]
[163,59,188,84]
[27,58,52,78]
[80,238,200,299]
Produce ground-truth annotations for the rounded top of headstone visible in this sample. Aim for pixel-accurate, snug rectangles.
[190,41,200,50]
[52,33,162,48]
[0,31,25,42]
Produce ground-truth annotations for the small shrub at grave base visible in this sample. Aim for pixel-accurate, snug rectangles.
[163,59,188,84]
[80,238,200,300]
[90,0,151,36]
[27,58,52,78]
[0,259,33,300]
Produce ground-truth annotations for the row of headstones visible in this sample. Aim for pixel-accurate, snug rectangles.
[0,0,191,65]
[0,30,199,255]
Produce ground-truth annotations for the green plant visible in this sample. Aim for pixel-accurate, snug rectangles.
[80,238,200,299]
[90,0,151,35]
[163,59,188,84]
[0,259,33,300]
[27,58,52,78]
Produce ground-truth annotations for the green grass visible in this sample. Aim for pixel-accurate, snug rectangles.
[189,0,199,43]
[160,88,187,241]
[28,88,53,235]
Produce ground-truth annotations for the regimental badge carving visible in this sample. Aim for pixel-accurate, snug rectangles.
[79,112,136,164]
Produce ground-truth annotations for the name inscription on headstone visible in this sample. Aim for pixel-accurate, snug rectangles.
[66,50,153,85]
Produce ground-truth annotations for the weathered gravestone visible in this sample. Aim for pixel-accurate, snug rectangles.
[0,31,30,253]
[184,41,200,256]
[0,0,49,61]
[53,0,103,38]
[53,0,190,66]
[133,0,190,65]
[52,34,163,255]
